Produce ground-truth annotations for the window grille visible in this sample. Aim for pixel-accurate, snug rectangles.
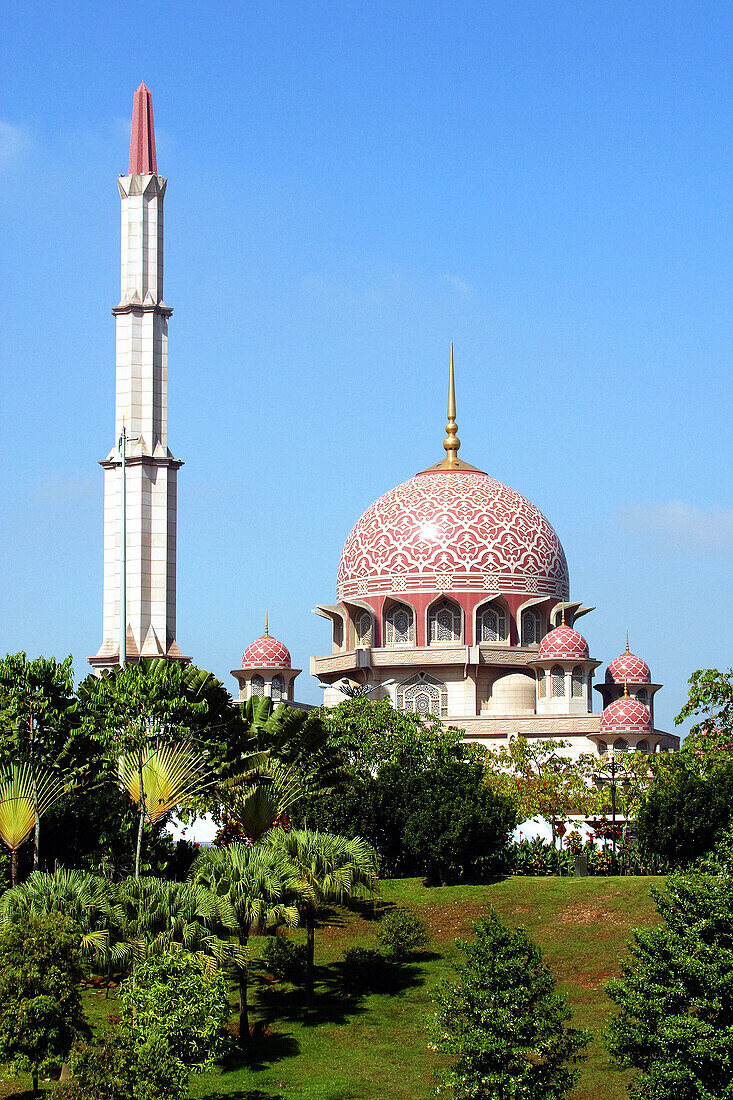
[521,609,542,646]
[429,599,461,643]
[551,665,565,697]
[271,674,284,703]
[385,603,414,646]
[572,667,584,697]
[637,689,648,706]
[396,672,448,718]
[614,738,629,753]
[637,739,649,753]
[251,675,264,698]
[538,672,547,698]
[598,739,607,755]
[355,610,372,647]
[478,605,506,643]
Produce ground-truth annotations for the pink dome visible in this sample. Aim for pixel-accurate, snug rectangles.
[337,469,569,602]
[606,651,651,685]
[599,696,652,734]
[242,634,291,669]
[538,625,589,661]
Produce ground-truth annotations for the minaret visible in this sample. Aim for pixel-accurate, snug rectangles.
[90,84,186,670]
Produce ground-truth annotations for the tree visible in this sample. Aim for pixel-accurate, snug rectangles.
[675,667,733,759]
[0,912,88,1096]
[266,828,379,999]
[78,659,228,877]
[637,753,733,867]
[0,760,66,885]
[607,871,733,1099]
[432,910,588,1100]
[189,843,298,1041]
[0,652,85,871]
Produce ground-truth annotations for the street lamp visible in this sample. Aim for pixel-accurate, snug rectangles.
[593,749,631,852]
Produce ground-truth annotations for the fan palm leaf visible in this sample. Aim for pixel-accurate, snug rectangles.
[0,761,65,853]
[221,759,309,841]
[119,739,210,824]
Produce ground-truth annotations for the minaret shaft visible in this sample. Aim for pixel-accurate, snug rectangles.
[90,86,184,670]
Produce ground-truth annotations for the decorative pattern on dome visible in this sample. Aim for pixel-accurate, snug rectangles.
[599,696,652,733]
[337,471,569,601]
[538,626,589,661]
[606,652,651,685]
[242,634,291,669]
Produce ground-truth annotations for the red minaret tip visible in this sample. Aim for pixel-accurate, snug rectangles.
[128,82,157,175]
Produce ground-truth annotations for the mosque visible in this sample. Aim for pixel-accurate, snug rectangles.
[89,84,679,762]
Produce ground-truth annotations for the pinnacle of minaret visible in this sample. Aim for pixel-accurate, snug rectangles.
[128,83,157,175]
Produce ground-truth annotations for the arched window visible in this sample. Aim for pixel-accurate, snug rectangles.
[598,739,607,755]
[614,738,629,754]
[428,599,462,644]
[271,674,284,703]
[637,689,648,706]
[396,672,448,719]
[521,609,542,646]
[355,610,373,648]
[572,666,584,698]
[538,672,547,698]
[251,675,264,698]
[385,603,414,646]
[637,739,650,753]
[478,603,507,643]
[551,665,565,697]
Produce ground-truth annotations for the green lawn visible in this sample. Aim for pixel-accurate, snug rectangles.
[1,875,663,1100]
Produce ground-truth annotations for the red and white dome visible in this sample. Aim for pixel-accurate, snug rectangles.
[606,651,651,685]
[337,469,569,602]
[599,696,652,734]
[242,634,291,669]
[538,625,589,661]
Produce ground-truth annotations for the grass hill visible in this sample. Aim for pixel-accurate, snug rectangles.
[1,875,662,1100]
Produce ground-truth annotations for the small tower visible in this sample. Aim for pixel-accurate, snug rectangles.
[90,84,186,670]
[595,636,659,724]
[232,618,301,703]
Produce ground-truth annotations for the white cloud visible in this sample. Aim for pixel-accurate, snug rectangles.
[0,121,30,175]
[619,501,733,551]
[443,273,473,296]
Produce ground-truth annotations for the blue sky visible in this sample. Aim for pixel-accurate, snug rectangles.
[1,2,731,733]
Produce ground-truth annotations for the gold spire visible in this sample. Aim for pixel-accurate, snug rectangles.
[623,676,629,698]
[625,631,630,653]
[264,611,269,638]
[560,602,566,628]
[442,343,460,467]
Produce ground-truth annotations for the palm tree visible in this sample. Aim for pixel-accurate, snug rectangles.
[266,829,379,1000]
[220,759,310,842]
[0,762,65,885]
[190,844,299,1041]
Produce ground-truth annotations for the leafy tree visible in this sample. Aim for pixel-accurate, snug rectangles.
[265,827,379,999]
[0,912,88,1096]
[57,1025,178,1100]
[221,758,313,842]
[78,659,228,876]
[0,652,87,871]
[607,871,733,1099]
[675,667,733,759]
[637,753,733,867]
[432,910,588,1100]
[190,843,298,1041]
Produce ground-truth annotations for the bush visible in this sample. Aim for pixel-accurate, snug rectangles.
[341,947,390,991]
[638,756,733,867]
[263,934,309,984]
[57,1026,182,1100]
[0,912,88,1095]
[376,909,429,959]
[432,909,589,1099]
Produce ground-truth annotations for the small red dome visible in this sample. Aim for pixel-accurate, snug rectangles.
[538,625,589,661]
[242,634,291,669]
[606,651,651,685]
[599,696,652,734]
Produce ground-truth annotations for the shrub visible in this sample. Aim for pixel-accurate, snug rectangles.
[0,912,88,1096]
[57,1026,182,1100]
[638,756,733,867]
[263,934,309,984]
[341,947,390,991]
[432,909,589,1099]
[376,909,429,959]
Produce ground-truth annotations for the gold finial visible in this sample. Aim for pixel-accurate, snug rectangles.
[623,676,629,698]
[264,611,269,638]
[442,343,461,468]
[625,631,630,653]
[560,602,566,628]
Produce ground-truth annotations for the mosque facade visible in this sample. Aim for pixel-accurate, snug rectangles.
[92,86,679,760]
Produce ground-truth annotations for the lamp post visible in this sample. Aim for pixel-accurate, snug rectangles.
[593,749,630,853]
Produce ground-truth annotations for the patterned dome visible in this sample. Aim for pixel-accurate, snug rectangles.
[606,651,651,685]
[241,634,291,669]
[337,469,569,601]
[599,696,652,734]
[538,625,589,661]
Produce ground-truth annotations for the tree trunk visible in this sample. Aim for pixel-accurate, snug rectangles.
[32,1069,38,1096]
[306,907,315,1002]
[29,706,40,871]
[238,964,249,1043]
[10,848,17,888]
[134,749,146,879]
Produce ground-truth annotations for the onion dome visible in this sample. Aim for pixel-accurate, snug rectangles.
[599,695,652,734]
[538,625,589,661]
[606,636,651,684]
[242,617,291,669]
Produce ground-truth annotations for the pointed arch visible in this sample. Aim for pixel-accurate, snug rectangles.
[354,609,373,648]
[251,675,264,698]
[521,607,543,646]
[384,601,415,647]
[396,672,448,719]
[427,597,462,644]
[550,665,565,697]
[476,599,508,644]
[271,674,284,703]
[571,666,584,698]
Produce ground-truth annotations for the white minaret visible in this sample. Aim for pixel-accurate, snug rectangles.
[90,84,186,670]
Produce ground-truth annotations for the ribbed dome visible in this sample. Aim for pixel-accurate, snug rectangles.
[606,651,651,685]
[241,634,291,669]
[599,696,652,734]
[337,468,569,602]
[538,625,589,661]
